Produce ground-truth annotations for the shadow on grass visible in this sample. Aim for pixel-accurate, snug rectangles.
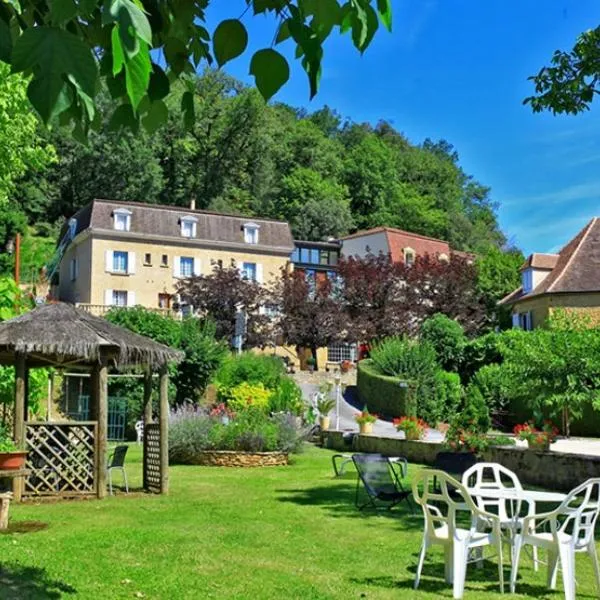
[0,563,76,599]
[0,521,48,535]
[276,481,421,527]
[351,557,597,599]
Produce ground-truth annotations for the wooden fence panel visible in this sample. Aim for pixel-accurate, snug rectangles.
[143,423,161,493]
[24,422,97,497]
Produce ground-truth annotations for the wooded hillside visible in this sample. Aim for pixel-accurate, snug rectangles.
[5,70,516,286]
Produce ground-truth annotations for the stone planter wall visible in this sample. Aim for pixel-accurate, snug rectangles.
[321,431,600,492]
[188,450,289,467]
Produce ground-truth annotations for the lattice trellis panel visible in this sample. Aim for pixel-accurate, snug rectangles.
[24,422,97,497]
[143,423,161,493]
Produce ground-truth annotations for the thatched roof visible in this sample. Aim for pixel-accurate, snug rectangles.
[0,303,183,368]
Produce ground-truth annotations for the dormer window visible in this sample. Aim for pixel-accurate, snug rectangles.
[113,208,131,231]
[522,269,533,293]
[243,222,260,244]
[180,216,198,238]
[403,247,415,267]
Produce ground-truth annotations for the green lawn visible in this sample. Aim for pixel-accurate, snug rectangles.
[0,444,598,599]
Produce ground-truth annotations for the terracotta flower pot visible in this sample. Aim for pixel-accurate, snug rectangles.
[0,451,27,470]
[319,416,330,431]
[359,422,373,435]
[528,440,550,452]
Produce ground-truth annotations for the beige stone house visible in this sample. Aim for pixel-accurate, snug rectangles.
[499,217,600,328]
[56,199,294,313]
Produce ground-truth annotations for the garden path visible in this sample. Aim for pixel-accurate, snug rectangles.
[298,380,444,442]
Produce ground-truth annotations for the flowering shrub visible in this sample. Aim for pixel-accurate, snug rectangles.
[393,416,427,440]
[169,404,303,463]
[513,421,559,449]
[222,382,272,412]
[355,407,377,425]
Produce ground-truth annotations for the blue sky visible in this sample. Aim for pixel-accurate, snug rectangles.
[206,1,600,255]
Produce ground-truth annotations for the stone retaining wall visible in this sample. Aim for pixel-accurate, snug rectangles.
[321,431,600,492]
[187,450,289,467]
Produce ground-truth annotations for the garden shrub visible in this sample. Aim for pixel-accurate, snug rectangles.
[472,363,512,416]
[432,371,463,424]
[356,359,414,418]
[215,353,286,391]
[268,377,304,416]
[168,404,302,462]
[420,313,466,372]
[445,382,492,453]
[221,382,272,412]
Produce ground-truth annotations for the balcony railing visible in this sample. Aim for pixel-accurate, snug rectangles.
[76,304,177,318]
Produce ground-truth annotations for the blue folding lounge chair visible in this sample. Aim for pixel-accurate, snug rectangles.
[352,453,412,511]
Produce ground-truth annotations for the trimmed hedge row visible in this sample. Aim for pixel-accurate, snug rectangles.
[356,359,415,418]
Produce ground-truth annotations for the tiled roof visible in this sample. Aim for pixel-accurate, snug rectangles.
[68,199,295,251]
[339,226,450,245]
[499,218,600,305]
[520,253,559,271]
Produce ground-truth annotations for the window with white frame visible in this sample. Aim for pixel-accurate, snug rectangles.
[180,256,194,277]
[180,216,198,238]
[113,251,128,273]
[327,343,357,363]
[112,290,128,306]
[243,222,259,244]
[113,209,131,231]
[242,262,257,281]
[403,247,415,267]
[69,258,78,281]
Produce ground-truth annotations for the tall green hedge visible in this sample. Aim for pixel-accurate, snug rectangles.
[357,359,415,418]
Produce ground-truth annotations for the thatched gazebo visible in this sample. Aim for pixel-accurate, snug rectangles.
[0,303,183,501]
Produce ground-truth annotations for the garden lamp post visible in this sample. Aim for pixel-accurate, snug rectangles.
[334,371,342,430]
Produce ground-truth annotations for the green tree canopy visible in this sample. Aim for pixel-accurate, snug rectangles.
[0,0,392,138]
[0,64,55,205]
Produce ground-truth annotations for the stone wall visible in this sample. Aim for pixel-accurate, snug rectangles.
[185,450,289,467]
[321,431,600,492]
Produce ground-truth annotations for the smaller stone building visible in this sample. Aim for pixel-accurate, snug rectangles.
[500,217,600,328]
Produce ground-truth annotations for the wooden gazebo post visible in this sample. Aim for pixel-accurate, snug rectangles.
[91,356,108,499]
[159,364,169,495]
[143,368,153,425]
[12,352,26,501]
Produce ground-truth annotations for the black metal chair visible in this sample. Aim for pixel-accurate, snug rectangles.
[352,453,412,511]
[432,451,478,496]
[107,445,129,495]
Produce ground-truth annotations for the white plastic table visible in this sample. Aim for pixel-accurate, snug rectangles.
[470,488,567,507]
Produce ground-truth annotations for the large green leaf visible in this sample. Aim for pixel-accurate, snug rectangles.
[249,48,289,101]
[148,64,170,101]
[105,0,152,59]
[213,19,248,67]
[142,99,168,133]
[0,19,12,62]
[11,27,97,123]
[50,0,78,25]
[124,40,151,110]
[376,0,392,31]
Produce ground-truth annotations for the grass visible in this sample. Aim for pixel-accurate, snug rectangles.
[0,444,598,599]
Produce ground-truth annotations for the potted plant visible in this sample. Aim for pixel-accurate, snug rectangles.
[355,407,377,434]
[316,397,335,431]
[0,424,27,470]
[514,421,559,451]
[393,416,428,441]
[306,356,316,372]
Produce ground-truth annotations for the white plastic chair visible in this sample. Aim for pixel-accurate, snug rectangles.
[462,463,535,568]
[412,469,504,599]
[510,478,600,599]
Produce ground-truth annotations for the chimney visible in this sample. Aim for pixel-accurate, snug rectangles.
[190,196,196,211]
